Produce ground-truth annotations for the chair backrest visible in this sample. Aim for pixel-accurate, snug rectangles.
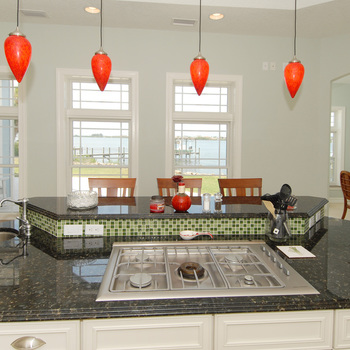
[218,178,262,197]
[88,178,136,197]
[157,178,202,197]
[340,171,350,201]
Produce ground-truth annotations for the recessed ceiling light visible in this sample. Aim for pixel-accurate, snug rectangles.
[85,7,100,14]
[209,13,224,20]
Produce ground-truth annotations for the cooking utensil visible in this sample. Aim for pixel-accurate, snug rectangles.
[262,200,276,219]
[180,230,213,240]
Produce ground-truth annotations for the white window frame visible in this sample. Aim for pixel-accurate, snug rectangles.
[330,106,345,186]
[56,68,139,196]
[0,67,27,199]
[165,73,242,178]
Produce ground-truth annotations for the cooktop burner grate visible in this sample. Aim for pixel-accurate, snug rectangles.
[97,241,319,301]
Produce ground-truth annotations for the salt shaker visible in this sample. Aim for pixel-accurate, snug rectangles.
[202,193,211,213]
[214,192,223,213]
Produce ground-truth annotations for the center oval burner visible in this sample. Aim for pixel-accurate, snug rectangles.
[178,262,205,280]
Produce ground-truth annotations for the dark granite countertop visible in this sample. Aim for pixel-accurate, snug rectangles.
[26,196,328,220]
[0,217,349,322]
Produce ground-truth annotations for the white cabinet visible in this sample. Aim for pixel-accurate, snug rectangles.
[334,309,350,349]
[0,320,80,350]
[82,315,213,350]
[214,310,333,350]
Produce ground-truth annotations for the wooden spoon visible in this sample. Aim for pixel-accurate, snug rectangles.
[262,200,276,219]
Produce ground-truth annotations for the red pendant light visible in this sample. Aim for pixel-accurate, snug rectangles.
[284,0,304,98]
[4,0,32,83]
[91,0,111,91]
[190,0,209,96]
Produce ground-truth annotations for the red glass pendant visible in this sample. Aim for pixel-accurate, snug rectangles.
[4,31,32,83]
[190,55,209,96]
[91,50,112,91]
[284,59,304,98]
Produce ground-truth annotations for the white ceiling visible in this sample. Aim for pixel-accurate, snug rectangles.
[0,0,349,38]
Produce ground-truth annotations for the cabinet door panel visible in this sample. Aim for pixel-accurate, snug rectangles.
[334,309,350,349]
[215,310,333,350]
[82,315,212,350]
[0,320,80,350]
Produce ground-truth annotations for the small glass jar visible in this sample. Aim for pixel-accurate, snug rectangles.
[150,195,165,213]
[202,193,211,213]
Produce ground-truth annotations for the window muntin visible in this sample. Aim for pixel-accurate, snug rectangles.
[71,120,130,191]
[174,84,228,113]
[71,79,130,111]
[0,79,18,107]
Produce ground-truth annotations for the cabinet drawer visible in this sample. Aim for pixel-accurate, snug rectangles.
[215,310,333,350]
[0,320,80,350]
[334,309,350,349]
[82,315,213,350]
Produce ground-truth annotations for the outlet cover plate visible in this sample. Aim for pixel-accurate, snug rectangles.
[85,224,104,236]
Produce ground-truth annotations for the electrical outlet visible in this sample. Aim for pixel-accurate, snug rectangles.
[64,224,83,236]
[262,62,268,71]
[85,238,104,249]
[85,224,104,236]
[270,62,276,71]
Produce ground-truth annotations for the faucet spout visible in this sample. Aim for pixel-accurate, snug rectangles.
[0,198,31,238]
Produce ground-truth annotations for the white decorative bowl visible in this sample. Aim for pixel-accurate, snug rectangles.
[67,190,98,210]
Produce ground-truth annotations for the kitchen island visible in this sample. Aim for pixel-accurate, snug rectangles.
[0,217,349,349]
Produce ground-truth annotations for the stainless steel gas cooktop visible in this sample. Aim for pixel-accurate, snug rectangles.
[96,241,318,301]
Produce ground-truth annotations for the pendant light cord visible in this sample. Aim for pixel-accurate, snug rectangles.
[198,0,202,53]
[293,0,297,56]
[100,0,103,49]
[16,0,20,27]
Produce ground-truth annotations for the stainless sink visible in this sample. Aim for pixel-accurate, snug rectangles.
[0,231,17,242]
[97,241,319,301]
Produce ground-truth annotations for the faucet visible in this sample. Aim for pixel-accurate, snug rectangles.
[0,198,31,238]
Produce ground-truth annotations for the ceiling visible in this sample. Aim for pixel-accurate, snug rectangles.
[0,0,349,38]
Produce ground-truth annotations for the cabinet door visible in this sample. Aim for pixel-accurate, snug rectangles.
[0,320,80,350]
[334,309,350,349]
[82,315,213,350]
[215,310,333,350]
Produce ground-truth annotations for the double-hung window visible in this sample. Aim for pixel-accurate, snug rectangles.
[166,73,242,194]
[57,69,138,195]
[0,75,19,199]
[329,107,345,186]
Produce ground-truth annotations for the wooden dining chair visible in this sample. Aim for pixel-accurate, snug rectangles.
[218,178,262,197]
[340,171,350,219]
[157,178,202,196]
[88,178,136,197]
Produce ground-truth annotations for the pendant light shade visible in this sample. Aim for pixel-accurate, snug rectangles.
[4,0,32,83]
[91,0,111,91]
[92,49,111,91]
[284,58,304,98]
[190,54,209,96]
[190,0,209,96]
[284,0,304,98]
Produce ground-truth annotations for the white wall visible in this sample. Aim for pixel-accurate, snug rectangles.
[0,21,335,198]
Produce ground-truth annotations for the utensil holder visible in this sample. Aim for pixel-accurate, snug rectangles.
[266,211,291,242]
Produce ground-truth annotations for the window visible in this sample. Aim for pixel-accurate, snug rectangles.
[166,73,242,194]
[0,77,19,199]
[57,69,138,195]
[330,107,345,186]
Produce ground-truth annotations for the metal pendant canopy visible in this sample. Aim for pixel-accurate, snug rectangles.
[91,0,112,91]
[190,0,209,96]
[284,0,304,98]
[4,0,32,83]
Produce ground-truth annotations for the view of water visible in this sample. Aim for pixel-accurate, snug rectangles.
[74,136,226,175]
